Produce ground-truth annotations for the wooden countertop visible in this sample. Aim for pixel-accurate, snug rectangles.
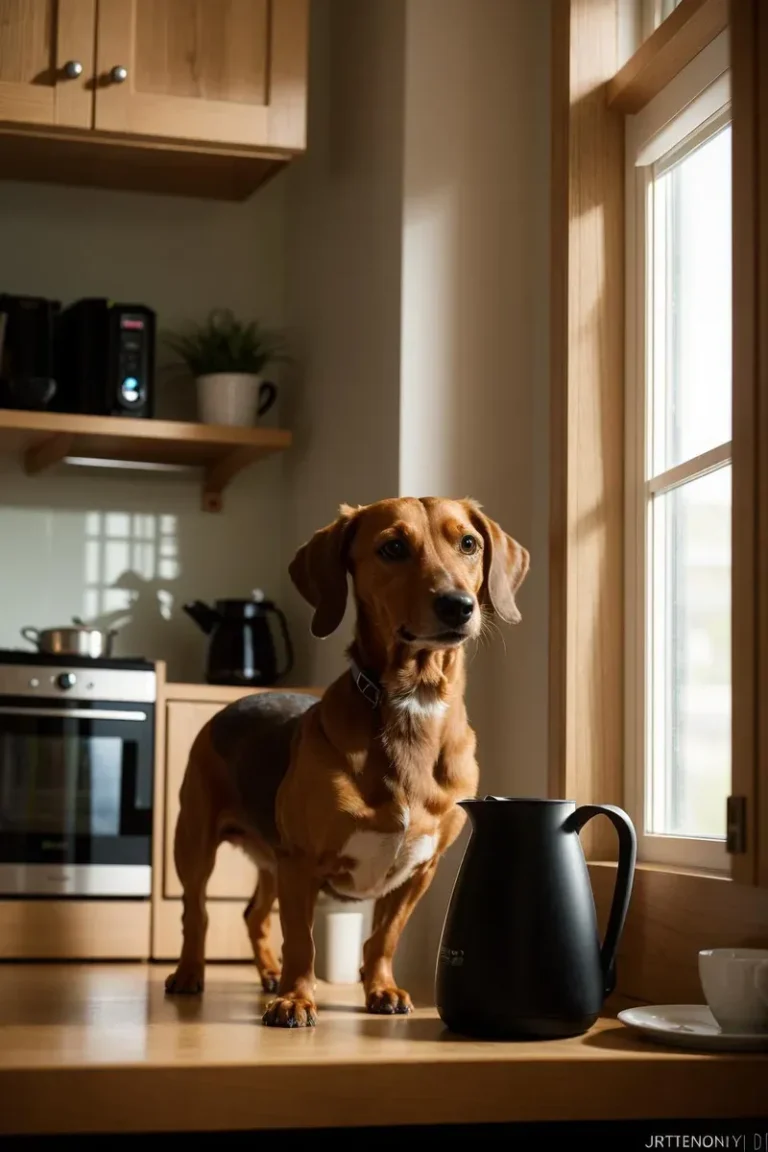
[0,964,765,1134]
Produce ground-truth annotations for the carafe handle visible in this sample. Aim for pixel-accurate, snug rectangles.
[568,804,637,998]
[267,604,294,680]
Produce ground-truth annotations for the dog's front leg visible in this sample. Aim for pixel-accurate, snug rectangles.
[262,853,320,1028]
[362,858,438,1015]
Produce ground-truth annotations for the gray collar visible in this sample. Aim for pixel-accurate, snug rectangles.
[348,655,382,708]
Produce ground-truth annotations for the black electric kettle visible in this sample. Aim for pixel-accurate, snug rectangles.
[435,796,636,1040]
[183,590,293,688]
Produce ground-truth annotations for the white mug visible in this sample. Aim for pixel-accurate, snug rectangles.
[314,910,364,984]
[698,948,768,1034]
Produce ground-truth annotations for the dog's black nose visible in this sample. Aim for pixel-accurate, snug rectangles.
[433,592,475,629]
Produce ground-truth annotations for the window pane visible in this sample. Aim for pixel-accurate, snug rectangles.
[651,125,732,475]
[648,465,731,839]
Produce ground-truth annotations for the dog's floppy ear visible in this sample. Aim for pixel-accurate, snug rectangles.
[288,504,361,638]
[466,500,530,624]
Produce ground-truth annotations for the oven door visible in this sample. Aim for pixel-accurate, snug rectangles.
[0,698,154,897]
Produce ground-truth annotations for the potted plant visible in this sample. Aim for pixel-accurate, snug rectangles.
[165,308,286,427]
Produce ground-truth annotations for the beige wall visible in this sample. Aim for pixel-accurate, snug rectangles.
[284,0,406,685]
[284,0,551,998]
[397,0,551,999]
[0,177,293,684]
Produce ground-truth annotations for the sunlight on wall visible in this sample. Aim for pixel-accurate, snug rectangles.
[82,512,179,625]
[400,185,457,497]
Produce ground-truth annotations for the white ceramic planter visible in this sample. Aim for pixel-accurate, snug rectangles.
[196,372,265,427]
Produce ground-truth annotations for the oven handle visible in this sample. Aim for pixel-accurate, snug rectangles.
[0,706,147,721]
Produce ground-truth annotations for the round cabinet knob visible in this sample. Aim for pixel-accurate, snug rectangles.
[57,672,77,691]
[109,65,128,84]
[63,60,83,79]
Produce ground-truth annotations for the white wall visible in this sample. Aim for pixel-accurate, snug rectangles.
[401,0,550,801]
[396,0,551,999]
[0,178,293,683]
[284,0,551,1000]
[284,0,406,685]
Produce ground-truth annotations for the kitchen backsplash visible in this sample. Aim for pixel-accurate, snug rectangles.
[0,176,296,683]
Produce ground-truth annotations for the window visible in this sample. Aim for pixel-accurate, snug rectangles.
[625,32,732,871]
[643,0,685,36]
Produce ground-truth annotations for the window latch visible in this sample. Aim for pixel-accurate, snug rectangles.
[726,796,747,855]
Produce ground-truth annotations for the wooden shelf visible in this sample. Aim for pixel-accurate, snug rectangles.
[0,128,290,202]
[0,409,292,513]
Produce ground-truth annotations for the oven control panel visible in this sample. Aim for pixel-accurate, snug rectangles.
[0,665,156,703]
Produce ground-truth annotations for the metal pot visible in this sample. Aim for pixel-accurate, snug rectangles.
[21,618,118,659]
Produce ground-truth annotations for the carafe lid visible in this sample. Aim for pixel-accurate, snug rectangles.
[214,590,276,617]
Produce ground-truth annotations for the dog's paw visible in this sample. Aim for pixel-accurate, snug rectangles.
[260,969,281,995]
[366,987,413,1015]
[262,995,317,1028]
[165,964,205,995]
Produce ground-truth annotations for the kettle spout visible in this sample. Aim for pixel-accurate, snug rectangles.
[183,600,220,635]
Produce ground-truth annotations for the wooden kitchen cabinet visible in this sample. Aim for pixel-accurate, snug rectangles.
[94,0,308,150]
[0,0,95,129]
[0,0,309,200]
[164,700,256,901]
[152,682,260,961]
[151,677,321,962]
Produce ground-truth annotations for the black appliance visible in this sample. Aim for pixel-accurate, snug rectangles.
[55,297,155,418]
[435,797,637,1039]
[0,294,60,410]
[184,592,294,687]
[0,650,156,898]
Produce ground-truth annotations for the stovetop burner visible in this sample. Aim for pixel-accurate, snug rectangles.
[0,649,154,671]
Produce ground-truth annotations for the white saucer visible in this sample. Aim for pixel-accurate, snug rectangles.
[617,1005,768,1051]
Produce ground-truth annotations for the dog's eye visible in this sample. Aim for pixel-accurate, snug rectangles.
[379,538,409,561]
[459,534,479,555]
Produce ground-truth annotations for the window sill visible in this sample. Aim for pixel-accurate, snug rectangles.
[590,859,729,881]
[588,861,768,1004]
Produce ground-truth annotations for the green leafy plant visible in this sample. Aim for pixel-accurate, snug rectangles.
[165,308,287,377]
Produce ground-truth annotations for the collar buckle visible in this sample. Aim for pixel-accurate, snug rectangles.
[349,658,381,708]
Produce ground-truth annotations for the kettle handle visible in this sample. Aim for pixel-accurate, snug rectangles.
[266,604,294,679]
[568,803,637,998]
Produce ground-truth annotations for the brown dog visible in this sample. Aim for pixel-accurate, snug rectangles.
[165,497,529,1026]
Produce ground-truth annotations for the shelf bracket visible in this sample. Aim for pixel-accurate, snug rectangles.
[24,434,75,476]
[202,448,258,513]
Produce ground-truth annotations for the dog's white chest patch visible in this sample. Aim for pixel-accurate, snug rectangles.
[392,685,448,719]
[333,811,438,900]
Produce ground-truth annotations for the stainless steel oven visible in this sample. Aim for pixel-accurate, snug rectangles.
[0,654,156,897]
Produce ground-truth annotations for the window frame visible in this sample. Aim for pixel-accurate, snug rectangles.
[550,0,768,1011]
[624,30,733,872]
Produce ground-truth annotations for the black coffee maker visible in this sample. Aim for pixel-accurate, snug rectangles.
[0,294,60,410]
[183,591,293,687]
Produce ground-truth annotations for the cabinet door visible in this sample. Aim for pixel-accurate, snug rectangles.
[0,0,95,128]
[94,0,307,150]
[164,701,257,900]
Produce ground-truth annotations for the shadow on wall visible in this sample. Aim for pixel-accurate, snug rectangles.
[0,456,296,686]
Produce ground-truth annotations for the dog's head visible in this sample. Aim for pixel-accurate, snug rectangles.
[289,497,529,650]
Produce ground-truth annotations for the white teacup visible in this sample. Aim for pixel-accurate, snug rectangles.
[699,948,768,1034]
